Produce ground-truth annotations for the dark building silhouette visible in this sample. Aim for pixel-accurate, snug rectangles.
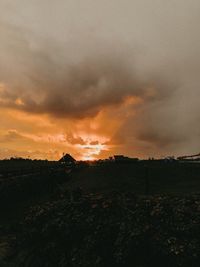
[113,155,138,162]
[59,153,76,165]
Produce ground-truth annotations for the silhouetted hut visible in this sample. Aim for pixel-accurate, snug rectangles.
[59,154,76,165]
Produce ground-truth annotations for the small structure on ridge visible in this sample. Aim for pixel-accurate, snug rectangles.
[59,153,76,165]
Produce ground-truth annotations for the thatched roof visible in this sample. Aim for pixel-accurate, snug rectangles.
[59,154,76,163]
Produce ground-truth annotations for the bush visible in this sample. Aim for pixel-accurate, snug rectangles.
[11,192,200,267]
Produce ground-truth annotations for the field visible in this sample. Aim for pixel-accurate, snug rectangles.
[67,161,200,194]
[1,159,200,266]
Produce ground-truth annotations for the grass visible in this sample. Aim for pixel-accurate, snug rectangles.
[66,162,200,194]
[1,160,200,266]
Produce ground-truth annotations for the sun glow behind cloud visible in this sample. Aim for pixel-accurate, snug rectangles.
[0,104,114,160]
[31,132,111,161]
[77,144,108,161]
[1,0,200,160]
[0,80,147,161]
[75,135,110,161]
[0,78,160,161]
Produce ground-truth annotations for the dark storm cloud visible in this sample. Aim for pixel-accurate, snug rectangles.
[0,19,187,156]
[1,0,200,158]
[0,25,145,118]
[0,21,175,120]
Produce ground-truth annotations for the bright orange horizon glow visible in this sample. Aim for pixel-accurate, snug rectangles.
[0,106,115,161]
[77,143,109,161]
[0,91,140,161]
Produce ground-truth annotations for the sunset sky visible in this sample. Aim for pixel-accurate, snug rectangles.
[1,0,200,160]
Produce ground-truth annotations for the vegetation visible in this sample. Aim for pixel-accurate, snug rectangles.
[1,159,200,266]
[10,191,200,267]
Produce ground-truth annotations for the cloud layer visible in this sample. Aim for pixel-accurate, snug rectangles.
[1,0,200,159]
[0,21,164,119]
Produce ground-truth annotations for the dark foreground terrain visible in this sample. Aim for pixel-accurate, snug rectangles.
[1,159,200,266]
